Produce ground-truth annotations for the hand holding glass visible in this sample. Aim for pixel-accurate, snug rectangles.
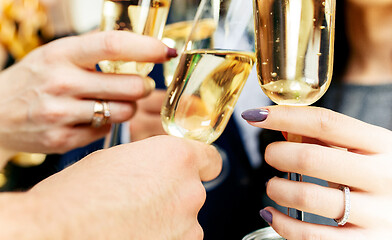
[254,0,336,221]
[99,0,171,147]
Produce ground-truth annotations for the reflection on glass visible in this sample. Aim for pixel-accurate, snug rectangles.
[161,0,255,144]
[162,50,255,143]
[162,18,215,86]
[255,0,335,106]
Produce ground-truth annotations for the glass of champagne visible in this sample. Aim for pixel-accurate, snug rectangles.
[98,0,171,147]
[250,0,336,236]
[161,0,256,144]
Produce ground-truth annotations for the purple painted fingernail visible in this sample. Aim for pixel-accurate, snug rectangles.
[241,109,269,122]
[167,47,178,58]
[260,209,273,224]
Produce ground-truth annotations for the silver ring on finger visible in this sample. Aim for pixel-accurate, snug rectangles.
[334,186,351,226]
[91,100,111,128]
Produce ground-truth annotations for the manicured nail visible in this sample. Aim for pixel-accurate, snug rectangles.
[167,47,178,58]
[260,209,273,224]
[241,109,269,122]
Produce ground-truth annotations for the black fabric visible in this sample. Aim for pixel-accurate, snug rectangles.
[199,117,267,240]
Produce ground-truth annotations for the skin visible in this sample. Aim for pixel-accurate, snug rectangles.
[129,89,167,142]
[246,1,392,238]
[0,30,172,164]
[0,135,222,240]
[246,106,392,239]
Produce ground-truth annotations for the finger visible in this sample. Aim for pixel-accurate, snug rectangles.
[129,114,166,142]
[263,207,365,240]
[70,100,137,125]
[30,97,136,127]
[47,69,155,101]
[265,142,380,191]
[52,31,174,69]
[42,125,111,154]
[135,136,223,182]
[266,177,370,227]
[183,139,223,182]
[243,106,392,154]
[137,89,166,113]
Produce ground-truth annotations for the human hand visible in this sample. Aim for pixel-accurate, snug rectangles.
[8,136,221,240]
[0,31,175,156]
[129,89,167,142]
[242,106,392,240]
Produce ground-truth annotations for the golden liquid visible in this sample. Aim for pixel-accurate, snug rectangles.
[254,0,335,105]
[162,19,216,86]
[99,0,171,75]
[161,50,256,144]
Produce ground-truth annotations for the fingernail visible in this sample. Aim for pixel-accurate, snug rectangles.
[167,47,178,58]
[241,109,269,122]
[143,77,156,96]
[260,209,273,224]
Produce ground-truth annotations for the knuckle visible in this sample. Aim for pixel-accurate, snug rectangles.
[295,185,314,209]
[182,182,206,211]
[296,146,317,172]
[192,182,207,203]
[152,135,192,162]
[100,32,122,57]
[46,78,75,96]
[117,102,136,121]
[38,41,66,65]
[37,101,66,124]
[193,224,204,240]
[128,79,147,99]
[316,107,339,134]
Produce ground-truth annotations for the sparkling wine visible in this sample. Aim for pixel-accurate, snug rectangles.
[99,0,171,75]
[161,50,256,144]
[254,0,335,105]
[162,19,216,86]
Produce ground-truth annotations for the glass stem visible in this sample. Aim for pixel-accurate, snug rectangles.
[103,123,121,149]
[287,133,304,221]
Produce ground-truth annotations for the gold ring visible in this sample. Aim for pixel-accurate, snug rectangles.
[91,101,110,128]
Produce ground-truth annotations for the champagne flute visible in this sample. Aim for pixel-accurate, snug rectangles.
[98,0,171,148]
[255,0,336,224]
[161,0,256,144]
